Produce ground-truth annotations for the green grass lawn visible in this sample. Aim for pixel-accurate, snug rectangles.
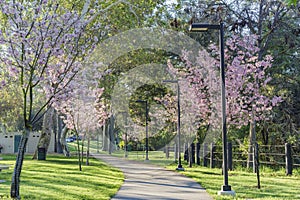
[0,154,123,200]
[167,163,300,200]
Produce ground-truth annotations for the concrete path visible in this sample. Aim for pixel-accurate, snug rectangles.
[92,154,213,200]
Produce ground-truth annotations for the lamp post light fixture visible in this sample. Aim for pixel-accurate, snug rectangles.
[136,99,149,161]
[163,80,184,171]
[190,22,235,196]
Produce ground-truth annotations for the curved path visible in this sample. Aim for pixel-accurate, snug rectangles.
[92,153,213,200]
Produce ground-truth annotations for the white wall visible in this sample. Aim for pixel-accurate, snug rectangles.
[0,133,14,154]
[0,132,54,154]
[26,132,41,153]
[48,131,55,153]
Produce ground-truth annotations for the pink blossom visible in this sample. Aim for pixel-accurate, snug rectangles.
[168,33,282,130]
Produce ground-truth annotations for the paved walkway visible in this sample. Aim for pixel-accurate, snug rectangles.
[92,154,213,200]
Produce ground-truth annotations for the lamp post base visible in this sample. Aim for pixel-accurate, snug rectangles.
[145,153,149,161]
[176,165,185,171]
[218,185,235,196]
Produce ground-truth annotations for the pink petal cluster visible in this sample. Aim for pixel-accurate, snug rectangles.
[223,34,282,126]
[165,33,282,130]
[52,67,109,133]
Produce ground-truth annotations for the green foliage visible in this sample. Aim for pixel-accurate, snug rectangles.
[266,9,300,145]
[148,127,176,150]
[0,79,45,131]
[286,0,298,5]
[99,49,173,100]
[0,84,23,131]
[227,125,249,143]
[129,83,169,126]
[196,125,211,144]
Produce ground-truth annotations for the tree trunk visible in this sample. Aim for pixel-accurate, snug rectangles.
[247,121,256,169]
[11,127,30,199]
[81,133,85,165]
[86,136,90,166]
[56,115,63,153]
[60,125,70,157]
[53,110,58,153]
[32,107,54,159]
[75,130,82,171]
[97,128,101,153]
[102,121,109,151]
[109,115,115,154]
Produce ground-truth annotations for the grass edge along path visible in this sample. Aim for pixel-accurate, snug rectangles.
[101,150,300,200]
[167,162,300,200]
[0,154,124,200]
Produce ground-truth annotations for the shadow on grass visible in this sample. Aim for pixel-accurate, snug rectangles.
[0,154,123,200]
[200,171,221,176]
[39,156,78,165]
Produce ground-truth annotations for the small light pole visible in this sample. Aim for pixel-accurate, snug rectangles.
[190,22,235,196]
[136,99,149,161]
[163,80,184,171]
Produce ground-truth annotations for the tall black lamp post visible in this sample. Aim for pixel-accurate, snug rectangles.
[189,22,235,195]
[136,100,149,161]
[163,80,184,171]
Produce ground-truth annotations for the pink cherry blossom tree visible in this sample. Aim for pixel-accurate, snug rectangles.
[163,50,221,146]
[0,0,127,198]
[221,34,282,166]
[52,67,108,170]
[221,34,282,127]
[166,33,281,145]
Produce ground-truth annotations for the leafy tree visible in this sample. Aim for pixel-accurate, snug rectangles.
[0,79,23,131]
[55,85,106,170]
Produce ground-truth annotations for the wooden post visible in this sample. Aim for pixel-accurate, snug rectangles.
[184,143,188,162]
[192,143,195,164]
[188,143,192,167]
[210,143,216,168]
[285,143,293,175]
[227,142,233,171]
[166,145,169,159]
[254,143,260,189]
[203,143,208,167]
[253,145,256,173]
[196,142,200,165]
[174,143,178,162]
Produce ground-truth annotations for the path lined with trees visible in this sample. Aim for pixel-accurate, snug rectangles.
[0,0,299,199]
